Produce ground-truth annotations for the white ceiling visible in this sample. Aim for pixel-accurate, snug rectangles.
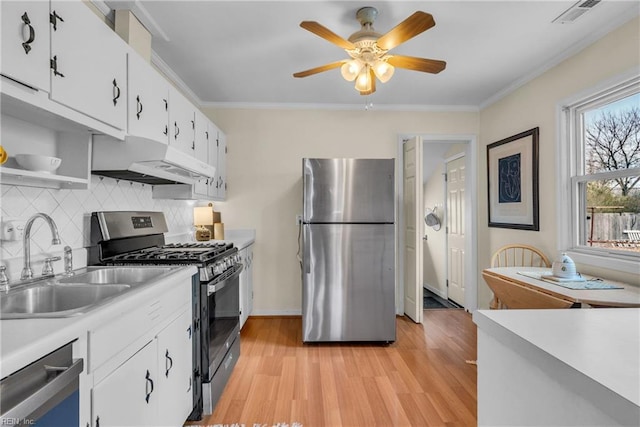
[101,1,639,110]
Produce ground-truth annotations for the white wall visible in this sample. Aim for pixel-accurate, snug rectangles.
[477,16,640,308]
[202,108,479,314]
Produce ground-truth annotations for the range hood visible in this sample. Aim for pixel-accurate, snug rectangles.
[91,135,215,185]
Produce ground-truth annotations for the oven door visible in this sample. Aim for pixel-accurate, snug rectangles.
[200,264,243,383]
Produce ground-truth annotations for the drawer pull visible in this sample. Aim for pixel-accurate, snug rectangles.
[21,12,35,54]
[145,370,154,403]
[165,349,173,377]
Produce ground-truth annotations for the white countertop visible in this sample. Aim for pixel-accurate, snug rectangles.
[214,228,255,250]
[0,265,197,378]
[473,308,640,407]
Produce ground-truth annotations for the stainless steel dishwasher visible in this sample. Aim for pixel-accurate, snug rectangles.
[0,342,83,427]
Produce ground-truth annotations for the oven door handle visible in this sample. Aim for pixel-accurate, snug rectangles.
[207,264,243,295]
[2,358,83,422]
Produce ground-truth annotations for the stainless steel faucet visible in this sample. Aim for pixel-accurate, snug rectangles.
[21,213,61,280]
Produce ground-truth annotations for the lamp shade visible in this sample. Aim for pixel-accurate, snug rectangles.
[354,66,372,92]
[341,59,363,82]
[193,206,213,226]
[373,60,394,83]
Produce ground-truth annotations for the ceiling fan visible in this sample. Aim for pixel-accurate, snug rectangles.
[293,6,446,95]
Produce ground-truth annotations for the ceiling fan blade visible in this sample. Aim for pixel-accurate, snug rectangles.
[387,55,446,74]
[359,68,376,96]
[293,60,346,78]
[300,21,355,50]
[376,12,435,51]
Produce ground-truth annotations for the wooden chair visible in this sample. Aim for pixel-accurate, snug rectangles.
[482,271,574,309]
[489,244,551,309]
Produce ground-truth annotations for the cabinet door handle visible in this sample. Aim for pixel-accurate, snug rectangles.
[165,349,173,378]
[21,12,35,54]
[174,122,180,139]
[50,55,64,78]
[163,125,168,136]
[205,131,209,140]
[95,416,100,427]
[187,325,192,339]
[136,95,143,119]
[163,98,168,111]
[191,140,195,151]
[145,370,154,403]
[49,10,64,31]
[112,79,121,106]
[191,119,195,130]
[187,376,192,392]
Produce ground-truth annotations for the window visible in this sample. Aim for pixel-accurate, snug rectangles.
[558,73,640,272]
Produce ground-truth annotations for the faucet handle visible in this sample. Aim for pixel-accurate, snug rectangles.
[42,256,61,276]
[0,265,9,288]
[63,246,74,275]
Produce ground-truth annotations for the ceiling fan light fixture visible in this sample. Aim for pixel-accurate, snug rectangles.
[341,59,364,81]
[354,65,372,92]
[372,60,394,83]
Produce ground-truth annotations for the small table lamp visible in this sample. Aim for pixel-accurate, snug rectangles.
[193,206,213,241]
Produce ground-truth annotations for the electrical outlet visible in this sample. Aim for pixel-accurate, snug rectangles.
[296,214,303,225]
[1,219,26,241]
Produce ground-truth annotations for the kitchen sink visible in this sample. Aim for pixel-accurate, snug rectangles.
[0,266,177,319]
[0,283,131,318]
[58,266,174,285]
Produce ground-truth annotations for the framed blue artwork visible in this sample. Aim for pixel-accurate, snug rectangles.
[487,127,539,230]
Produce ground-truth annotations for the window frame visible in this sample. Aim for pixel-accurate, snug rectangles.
[557,70,640,274]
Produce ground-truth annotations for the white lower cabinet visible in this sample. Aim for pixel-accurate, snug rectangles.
[239,244,254,329]
[156,309,194,426]
[91,340,157,427]
[91,307,192,427]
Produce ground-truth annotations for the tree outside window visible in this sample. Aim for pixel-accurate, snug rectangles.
[583,93,640,251]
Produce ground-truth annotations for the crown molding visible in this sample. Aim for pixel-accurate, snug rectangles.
[151,51,203,106]
[479,9,639,109]
[199,101,479,112]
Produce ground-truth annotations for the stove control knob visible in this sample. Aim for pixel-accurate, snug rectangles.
[214,262,223,275]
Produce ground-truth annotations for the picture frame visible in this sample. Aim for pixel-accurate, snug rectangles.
[487,127,539,230]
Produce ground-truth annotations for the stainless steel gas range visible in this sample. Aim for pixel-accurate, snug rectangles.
[88,211,242,420]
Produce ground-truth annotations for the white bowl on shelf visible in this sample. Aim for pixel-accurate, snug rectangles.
[15,154,62,174]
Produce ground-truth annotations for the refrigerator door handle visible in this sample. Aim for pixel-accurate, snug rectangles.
[303,225,310,275]
[303,169,312,222]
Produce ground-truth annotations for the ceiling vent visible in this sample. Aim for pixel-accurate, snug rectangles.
[552,0,601,24]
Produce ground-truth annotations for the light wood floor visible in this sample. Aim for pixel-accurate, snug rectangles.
[193,310,477,427]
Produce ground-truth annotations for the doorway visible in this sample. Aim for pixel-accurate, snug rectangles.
[397,135,478,322]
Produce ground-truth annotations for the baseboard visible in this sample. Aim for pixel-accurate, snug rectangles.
[423,284,447,299]
[250,309,302,317]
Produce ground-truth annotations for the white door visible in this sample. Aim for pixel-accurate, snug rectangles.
[446,156,466,306]
[403,137,422,323]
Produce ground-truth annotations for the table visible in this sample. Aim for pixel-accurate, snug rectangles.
[483,267,640,308]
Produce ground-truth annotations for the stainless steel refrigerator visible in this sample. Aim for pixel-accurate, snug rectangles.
[301,158,396,342]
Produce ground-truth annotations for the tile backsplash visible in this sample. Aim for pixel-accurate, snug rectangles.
[0,175,195,279]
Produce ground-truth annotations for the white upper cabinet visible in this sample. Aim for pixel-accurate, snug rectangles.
[127,51,169,144]
[214,130,227,200]
[49,0,127,131]
[193,110,209,162]
[0,1,50,92]
[168,86,196,155]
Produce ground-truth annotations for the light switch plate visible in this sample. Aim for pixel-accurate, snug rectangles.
[1,219,26,241]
